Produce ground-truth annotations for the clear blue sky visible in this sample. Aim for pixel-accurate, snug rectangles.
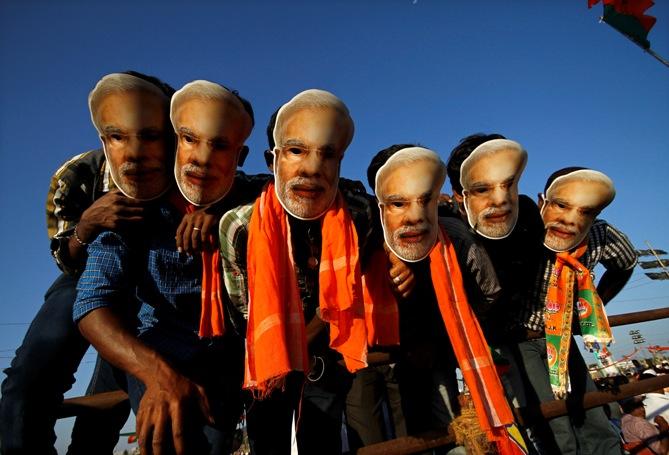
[1,1,668,452]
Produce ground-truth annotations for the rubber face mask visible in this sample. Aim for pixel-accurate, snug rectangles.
[376,147,445,262]
[272,90,352,220]
[459,139,527,240]
[541,169,615,252]
[98,89,172,201]
[171,87,250,207]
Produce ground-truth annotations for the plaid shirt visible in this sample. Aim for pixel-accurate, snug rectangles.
[73,201,201,338]
[73,173,270,338]
[219,178,378,335]
[516,219,638,332]
[46,149,114,274]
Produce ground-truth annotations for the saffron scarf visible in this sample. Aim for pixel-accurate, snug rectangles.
[430,226,527,454]
[244,182,368,396]
[544,241,613,398]
[169,192,226,338]
[362,247,400,347]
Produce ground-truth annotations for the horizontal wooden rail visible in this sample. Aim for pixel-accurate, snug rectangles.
[608,306,669,327]
[56,307,669,454]
[357,429,455,455]
[519,374,669,423]
[360,375,669,455]
[58,390,128,419]
[359,307,669,455]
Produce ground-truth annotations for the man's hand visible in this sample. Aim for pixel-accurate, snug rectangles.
[175,208,220,254]
[79,308,216,455]
[76,190,146,242]
[136,365,214,455]
[387,249,415,298]
[65,190,145,269]
[655,415,669,432]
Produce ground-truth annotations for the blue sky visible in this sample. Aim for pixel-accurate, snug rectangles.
[1,1,668,452]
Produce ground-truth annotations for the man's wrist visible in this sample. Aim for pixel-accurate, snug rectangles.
[74,219,97,245]
[137,355,181,389]
[73,224,89,246]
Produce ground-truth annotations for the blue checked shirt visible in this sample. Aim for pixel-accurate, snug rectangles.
[73,202,203,340]
[73,172,270,342]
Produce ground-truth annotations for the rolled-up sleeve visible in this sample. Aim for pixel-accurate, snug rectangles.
[73,231,132,323]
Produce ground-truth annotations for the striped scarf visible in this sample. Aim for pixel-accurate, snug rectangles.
[544,241,613,398]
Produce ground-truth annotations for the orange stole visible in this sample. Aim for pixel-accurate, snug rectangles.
[244,183,368,396]
[168,192,226,339]
[362,248,400,347]
[430,226,525,454]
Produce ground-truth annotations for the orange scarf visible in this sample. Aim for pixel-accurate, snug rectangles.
[169,192,226,338]
[367,228,527,455]
[544,241,612,399]
[362,247,401,347]
[430,226,526,454]
[244,182,368,396]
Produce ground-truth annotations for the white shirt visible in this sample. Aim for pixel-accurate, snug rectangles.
[644,392,669,423]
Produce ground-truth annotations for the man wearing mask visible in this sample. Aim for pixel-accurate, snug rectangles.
[219,89,385,455]
[369,144,524,454]
[446,135,545,344]
[446,135,547,451]
[0,71,174,455]
[74,79,263,454]
[516,167,635,454]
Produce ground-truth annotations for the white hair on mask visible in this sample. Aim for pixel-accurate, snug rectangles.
[272,89,354,150]
[375,147,446,199]
[170,80,248,131]
[459,139,527,190]
[89,73,168,134]
[546,169,615,208]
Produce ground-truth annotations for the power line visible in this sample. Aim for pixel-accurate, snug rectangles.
[614,295,669,303]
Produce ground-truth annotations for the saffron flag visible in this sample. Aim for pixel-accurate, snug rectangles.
[589,0,657,49]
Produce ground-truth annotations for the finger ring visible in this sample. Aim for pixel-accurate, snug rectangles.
[393,276,401,284]
[193,227,201,231]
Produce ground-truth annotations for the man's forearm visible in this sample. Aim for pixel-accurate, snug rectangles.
[77,307,173,386]
[597,268,633,304]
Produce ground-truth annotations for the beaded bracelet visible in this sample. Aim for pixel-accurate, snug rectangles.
[73,224,89,247]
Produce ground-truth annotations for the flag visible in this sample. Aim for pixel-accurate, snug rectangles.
[589,0,657,49]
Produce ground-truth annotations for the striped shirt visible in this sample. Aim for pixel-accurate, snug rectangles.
[218,178,378,335]
[46,149,114,274]
[516,219,638,331]
[439,216,502,317]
